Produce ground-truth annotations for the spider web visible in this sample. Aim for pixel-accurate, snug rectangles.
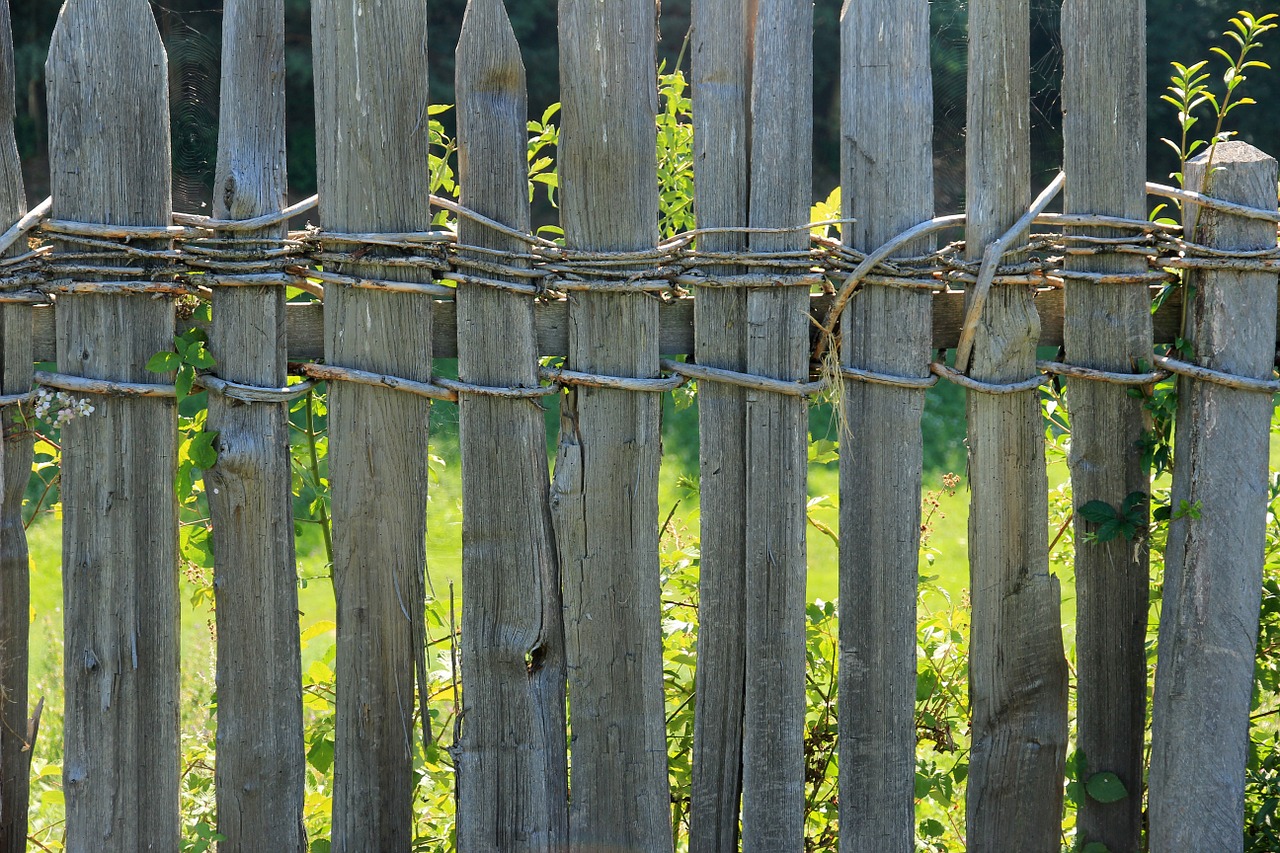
[931,0,1066,217]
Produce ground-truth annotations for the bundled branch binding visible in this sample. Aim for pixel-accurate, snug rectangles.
[4,171,1280,405]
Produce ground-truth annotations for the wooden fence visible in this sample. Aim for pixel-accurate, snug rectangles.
[0,0,1277,851]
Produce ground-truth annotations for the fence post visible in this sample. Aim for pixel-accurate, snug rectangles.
[838,1,933,850]
[551,0,671,848]
[1148,140,1279,852]
[963,0,1068,849]
[1061,2,1151,850]
[45,1,180,849]
[454,0,569,848]
[688,0,752,848]
[206,1,306,849]
[740,1,812,849]
[0,1,33,848]
[311,2,433,848]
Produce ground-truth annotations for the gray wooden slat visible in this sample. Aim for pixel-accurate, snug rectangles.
[25,288,1216,364]
[206,1,305,850]
[454,0,568,848]
[550,0,671,848]
[741,1,811,849]
[838,1,934,850]
[963,0,1068,849]
[0,1,32,848]
[1149,142,1279,852]
[311,1,433,848]
[688,0,752,848]
[45,1,180,849]
[1061,2,1151,849]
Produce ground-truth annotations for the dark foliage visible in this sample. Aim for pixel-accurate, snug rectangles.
[8,1,1279,212]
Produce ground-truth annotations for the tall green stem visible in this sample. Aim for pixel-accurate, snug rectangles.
[305,387,334,569]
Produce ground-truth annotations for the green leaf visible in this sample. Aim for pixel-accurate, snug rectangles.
[918,818,946,839]
[1082,843,1113,853]
[1173,499,1202,520]
[175,459,195,503]
[914,771,932,798]
[1096,518,1123,543]
[1121,491,1147,515]
[189,430,220,470]
[146,351,180,373]
[917,669,938,701]
[186,343,215,370]
[176,367,194,402]
[1078,500,1117,525]
[1086,771,1129,803]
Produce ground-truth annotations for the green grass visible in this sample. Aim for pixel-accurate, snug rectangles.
[29,379,1280,848]
[25,379,979,694]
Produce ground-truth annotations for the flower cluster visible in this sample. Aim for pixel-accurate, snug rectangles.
[34,388,96,427]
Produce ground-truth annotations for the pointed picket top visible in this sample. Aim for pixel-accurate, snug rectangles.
[458,0,525,98]
[455,2,570,848]
[0,4,29,849]
[457,0,528,238]
[0,0,21,222]
[0,0,15,129]
[206,1,306,850]
[45,1,179,851]
[47,0,170,228]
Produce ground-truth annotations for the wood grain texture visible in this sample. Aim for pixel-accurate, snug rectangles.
[1061,3,1150,849]
[0,2,31,848]
[46,2,180,850]
[454,1,568,849]
[19,281,1227,373]
[23,288,1207,365]
[550,0,671,848]
[311,2,433,849]
[1149,142,1279,853]
[206,2,305,850]
[741,1,811,849]
[963,1,1068,849]
[688,0,752,848]
[838,2,933,850]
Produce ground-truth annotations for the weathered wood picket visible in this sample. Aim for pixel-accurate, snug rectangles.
[1062,2,1151,850]
[552,1,671,849]
[207,1,306,849]
[688,1,751,848]
[962,2,1070,851]
[454,0,568,847]
[2,0,1280,851]
[837,1,936,850]
[741,2,812,849]
[311,2,434,849]
[0,2,30,849]
[1149,142,1280,852]
[47,3,181,850]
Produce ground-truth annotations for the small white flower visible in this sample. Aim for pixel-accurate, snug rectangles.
[35,388,97,426]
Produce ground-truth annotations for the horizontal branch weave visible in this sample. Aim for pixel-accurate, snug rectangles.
[0,177,1274,407]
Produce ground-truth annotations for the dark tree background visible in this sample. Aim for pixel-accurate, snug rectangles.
[9,0,1279,216]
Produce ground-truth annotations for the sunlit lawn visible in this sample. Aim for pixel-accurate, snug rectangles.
[25,380,981,711]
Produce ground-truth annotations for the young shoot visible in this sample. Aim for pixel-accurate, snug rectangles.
[1159,10,1278,193]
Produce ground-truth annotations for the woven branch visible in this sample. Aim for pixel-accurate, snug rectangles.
[1,181,1276,402]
